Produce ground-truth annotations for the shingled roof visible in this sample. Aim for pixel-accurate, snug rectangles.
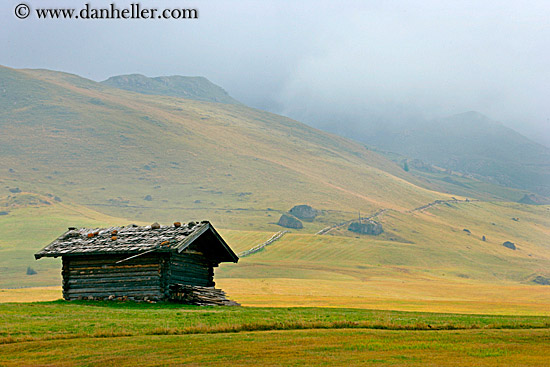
[35,221,238,263]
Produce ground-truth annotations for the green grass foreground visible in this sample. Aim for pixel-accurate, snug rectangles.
[1,301,549,344]
[1,302,549,366]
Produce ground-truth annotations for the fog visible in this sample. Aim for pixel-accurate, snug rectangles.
[2,0,549,145]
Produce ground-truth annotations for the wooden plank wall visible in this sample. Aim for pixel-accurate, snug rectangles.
[169,252,214,288]
[63,254,165,300]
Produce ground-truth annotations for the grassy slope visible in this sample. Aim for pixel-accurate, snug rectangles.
[0,65,446,231]
[345,111,550,196]
[377,148,534,202]
[0,193,138,288]
[216,200,550,315]
[410,169,530,202]
[3,199,547,314]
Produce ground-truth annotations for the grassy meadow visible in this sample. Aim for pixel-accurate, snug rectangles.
[2,328,549,366]
[0,302,549,366]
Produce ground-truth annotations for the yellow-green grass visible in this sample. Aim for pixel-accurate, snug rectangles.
[292,202,550,284]
[2,198,549,315]
[0,302,548,366]
[0,196,138,288]
[217,278,550,315]
[0,287,61,303]
[1,65,453,231]
[1,329,548,366]
[6,276,549,315]
[218,229,281,254]
[213,201,550,315]
[1,302,548,343]
[0,199,273,289]
[4,280,550,315]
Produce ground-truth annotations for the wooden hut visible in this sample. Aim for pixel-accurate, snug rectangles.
[35,221,239,305]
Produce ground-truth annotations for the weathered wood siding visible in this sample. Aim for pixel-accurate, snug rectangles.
[168,252,214,288]
[61,251,217,301]
[62,254,166,300]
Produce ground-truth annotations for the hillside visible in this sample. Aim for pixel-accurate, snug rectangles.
[101,74,241,104]
[318,111,550,197]
[3,196,549,314]
[217,200,550,314]
[0,65,447,229]
[1,65,549,315]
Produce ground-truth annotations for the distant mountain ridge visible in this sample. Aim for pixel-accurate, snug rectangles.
[320,111,550,196]
[102,74,240,104]
[99,74,550,196]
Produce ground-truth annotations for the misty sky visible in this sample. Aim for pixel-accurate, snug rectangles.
[2,0,549,145]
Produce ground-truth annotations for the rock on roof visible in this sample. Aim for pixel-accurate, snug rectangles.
[35,221,238,263]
